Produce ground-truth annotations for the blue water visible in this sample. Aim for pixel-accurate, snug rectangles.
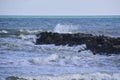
[0,16,120,80]
[0,17,120,37]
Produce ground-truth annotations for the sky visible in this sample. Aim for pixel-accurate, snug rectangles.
[0,0,120,15]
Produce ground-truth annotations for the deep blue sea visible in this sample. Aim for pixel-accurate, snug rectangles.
[0,16,120,80]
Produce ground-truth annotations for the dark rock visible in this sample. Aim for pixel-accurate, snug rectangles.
[6,76,27,80]
[6,76,19,80]
[36,32,120,55]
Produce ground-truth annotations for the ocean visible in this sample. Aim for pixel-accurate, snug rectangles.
[0,16,120,80]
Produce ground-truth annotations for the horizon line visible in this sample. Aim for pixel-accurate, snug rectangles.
[0,15,120,18]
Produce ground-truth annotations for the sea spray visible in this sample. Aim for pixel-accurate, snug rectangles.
[54,24,79,33]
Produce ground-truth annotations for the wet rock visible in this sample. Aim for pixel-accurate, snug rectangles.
[36,32,120,55]
[6,76,19,80]
[6,76,27,80]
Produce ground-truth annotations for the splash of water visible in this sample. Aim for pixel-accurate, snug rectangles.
[54,24,79,33]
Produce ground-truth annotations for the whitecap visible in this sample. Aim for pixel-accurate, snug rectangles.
[29,54,59,65]
[47,54,59,62]
[0,30,8,34]
[19,29,42,34]
[18,34,36,43]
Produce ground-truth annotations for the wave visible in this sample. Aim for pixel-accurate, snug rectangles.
[0,29,42,35]
[0,36,35,51]
[54,24,79,33]
[28,44,93,66]
[29,54,59,65]
[19,29,42,34]
[0,30,8,34]
[18,34,36,42]
[5,73,120,80]
[1,43,120,80]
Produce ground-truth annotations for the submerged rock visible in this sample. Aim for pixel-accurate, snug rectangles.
[36,32,120,55]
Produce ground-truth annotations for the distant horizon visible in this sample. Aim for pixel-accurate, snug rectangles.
[0,14,120,16]
[0,15,120,18]
[1,14,120,16]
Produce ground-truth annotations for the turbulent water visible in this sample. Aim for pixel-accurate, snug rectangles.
[0,16,120,80]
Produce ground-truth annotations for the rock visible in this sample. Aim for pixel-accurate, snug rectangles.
[6,76,19,80]
[36,32,120,55]
[6,76,27,80]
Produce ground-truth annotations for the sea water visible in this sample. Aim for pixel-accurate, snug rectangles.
[0,16,120,80]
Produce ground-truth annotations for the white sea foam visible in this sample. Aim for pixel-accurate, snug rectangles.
[0,30,8,34]
[47,54,59,62]
[8,73,120,80]
[18,34,36,44]
[28,44,94,66]
[0,29,42,36]
[35,44,87,53]
[29,54,59,65]
[1,37,120,80]
[54,24,79,33]
[19,29,42,34]
[1,43,120,80]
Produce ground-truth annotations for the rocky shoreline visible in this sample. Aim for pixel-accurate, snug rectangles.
[36,32,120,55]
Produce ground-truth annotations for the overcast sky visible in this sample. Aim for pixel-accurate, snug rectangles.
[0,0,120,15]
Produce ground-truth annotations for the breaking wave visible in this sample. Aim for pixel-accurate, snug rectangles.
[0,29,42,35]
[0,30,8,34]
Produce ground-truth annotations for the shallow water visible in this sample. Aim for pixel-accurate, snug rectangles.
[0,17,120,80]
